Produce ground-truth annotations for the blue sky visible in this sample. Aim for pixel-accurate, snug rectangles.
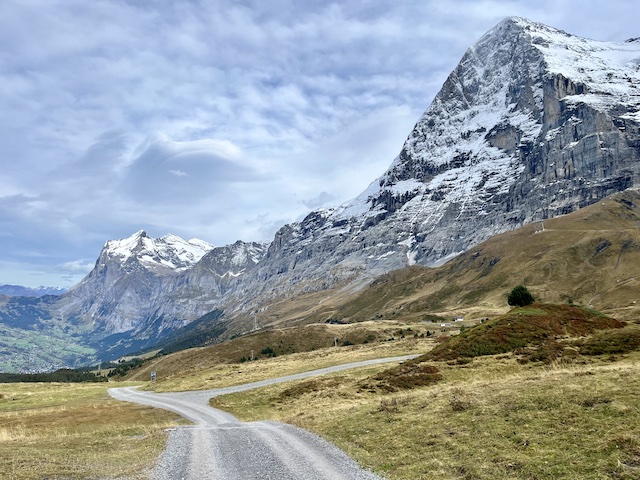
[0,0,637,287]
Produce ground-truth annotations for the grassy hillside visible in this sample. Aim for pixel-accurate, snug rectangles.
[313,190,640,324]
[210,308,640,480]
[125,320,440,390]
[425,303,624,361]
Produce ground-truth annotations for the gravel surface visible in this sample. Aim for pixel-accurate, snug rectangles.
[109,354,418,479]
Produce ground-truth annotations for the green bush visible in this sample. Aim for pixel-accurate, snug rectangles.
[508,285,535,307]
[260,346,276,357]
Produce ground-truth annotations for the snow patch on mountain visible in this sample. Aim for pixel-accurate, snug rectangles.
[103,230,214,272]
[517,17,640,113]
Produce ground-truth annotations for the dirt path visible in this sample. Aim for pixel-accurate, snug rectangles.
[109,354,418,479]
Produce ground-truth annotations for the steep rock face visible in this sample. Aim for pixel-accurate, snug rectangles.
[54,231,267,335]
[162,240,269,319]
[11,17,640,367]
[229,17,640,312]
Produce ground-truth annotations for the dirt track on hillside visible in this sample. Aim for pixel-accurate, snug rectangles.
[109,354,418,479]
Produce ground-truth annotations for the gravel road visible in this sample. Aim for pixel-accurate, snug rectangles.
[109,354,418,479]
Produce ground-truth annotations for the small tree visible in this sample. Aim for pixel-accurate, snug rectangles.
[508,285,534,307]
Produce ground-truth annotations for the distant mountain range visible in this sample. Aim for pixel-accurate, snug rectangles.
[0,285,66,297]
[1,16,639,372]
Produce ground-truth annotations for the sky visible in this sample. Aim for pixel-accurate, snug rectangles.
[0,0,637,287]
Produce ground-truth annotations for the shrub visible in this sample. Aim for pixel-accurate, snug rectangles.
[424,303,623,361]
[507,285,535,307]
[359,360,442,393]
[260,346,276,357]
[579,326,640,355]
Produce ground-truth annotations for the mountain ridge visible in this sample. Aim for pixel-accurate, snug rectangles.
[0,285,66,298]
[1,16,640,371]
[220,15,640,321]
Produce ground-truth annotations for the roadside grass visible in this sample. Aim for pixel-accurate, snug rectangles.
[0,382,183,479]
[211,352,640,480]
[144,334,438,392]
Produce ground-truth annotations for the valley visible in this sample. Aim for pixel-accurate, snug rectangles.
[0,14,639,480]
[2,309,637,479]
[2,17,640,373]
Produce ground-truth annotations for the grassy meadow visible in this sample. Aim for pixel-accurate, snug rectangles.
[128,320,443,392]
[2,308,640,479]
[0,382,182,479]
[211,351,640,480]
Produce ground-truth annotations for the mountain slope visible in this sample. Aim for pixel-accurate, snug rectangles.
[227,17,640,321]
[323,189,640,324]
[159,188,640,354]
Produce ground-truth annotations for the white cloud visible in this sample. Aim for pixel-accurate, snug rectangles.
[60,260,95,274]
[303,192,336,209]
[0,0,636,286]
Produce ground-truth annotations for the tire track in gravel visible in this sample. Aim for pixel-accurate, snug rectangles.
[109,354,418,479]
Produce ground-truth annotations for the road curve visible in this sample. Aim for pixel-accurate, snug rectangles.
[109,354,418,479]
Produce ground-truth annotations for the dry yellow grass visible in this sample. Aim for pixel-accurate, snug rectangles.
[0,382,183,479]
[146,334,438,392]
[211,352,640,480]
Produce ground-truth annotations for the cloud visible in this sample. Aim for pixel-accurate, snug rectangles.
[0,0,637,286]
[121,136,260,204]
[302,192,336,209]
[60,260,95,274]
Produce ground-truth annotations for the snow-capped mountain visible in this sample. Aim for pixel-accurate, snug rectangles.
[102,230,214,273]
[3,17,639,370]
[54,231,267,335]
[224,16,640,312]
[55,16,640,335]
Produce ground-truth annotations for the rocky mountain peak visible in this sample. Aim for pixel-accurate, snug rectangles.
[10,17,640,368]
[231,17,640,312]
[101,230,214,273]
[197,240,270,277]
